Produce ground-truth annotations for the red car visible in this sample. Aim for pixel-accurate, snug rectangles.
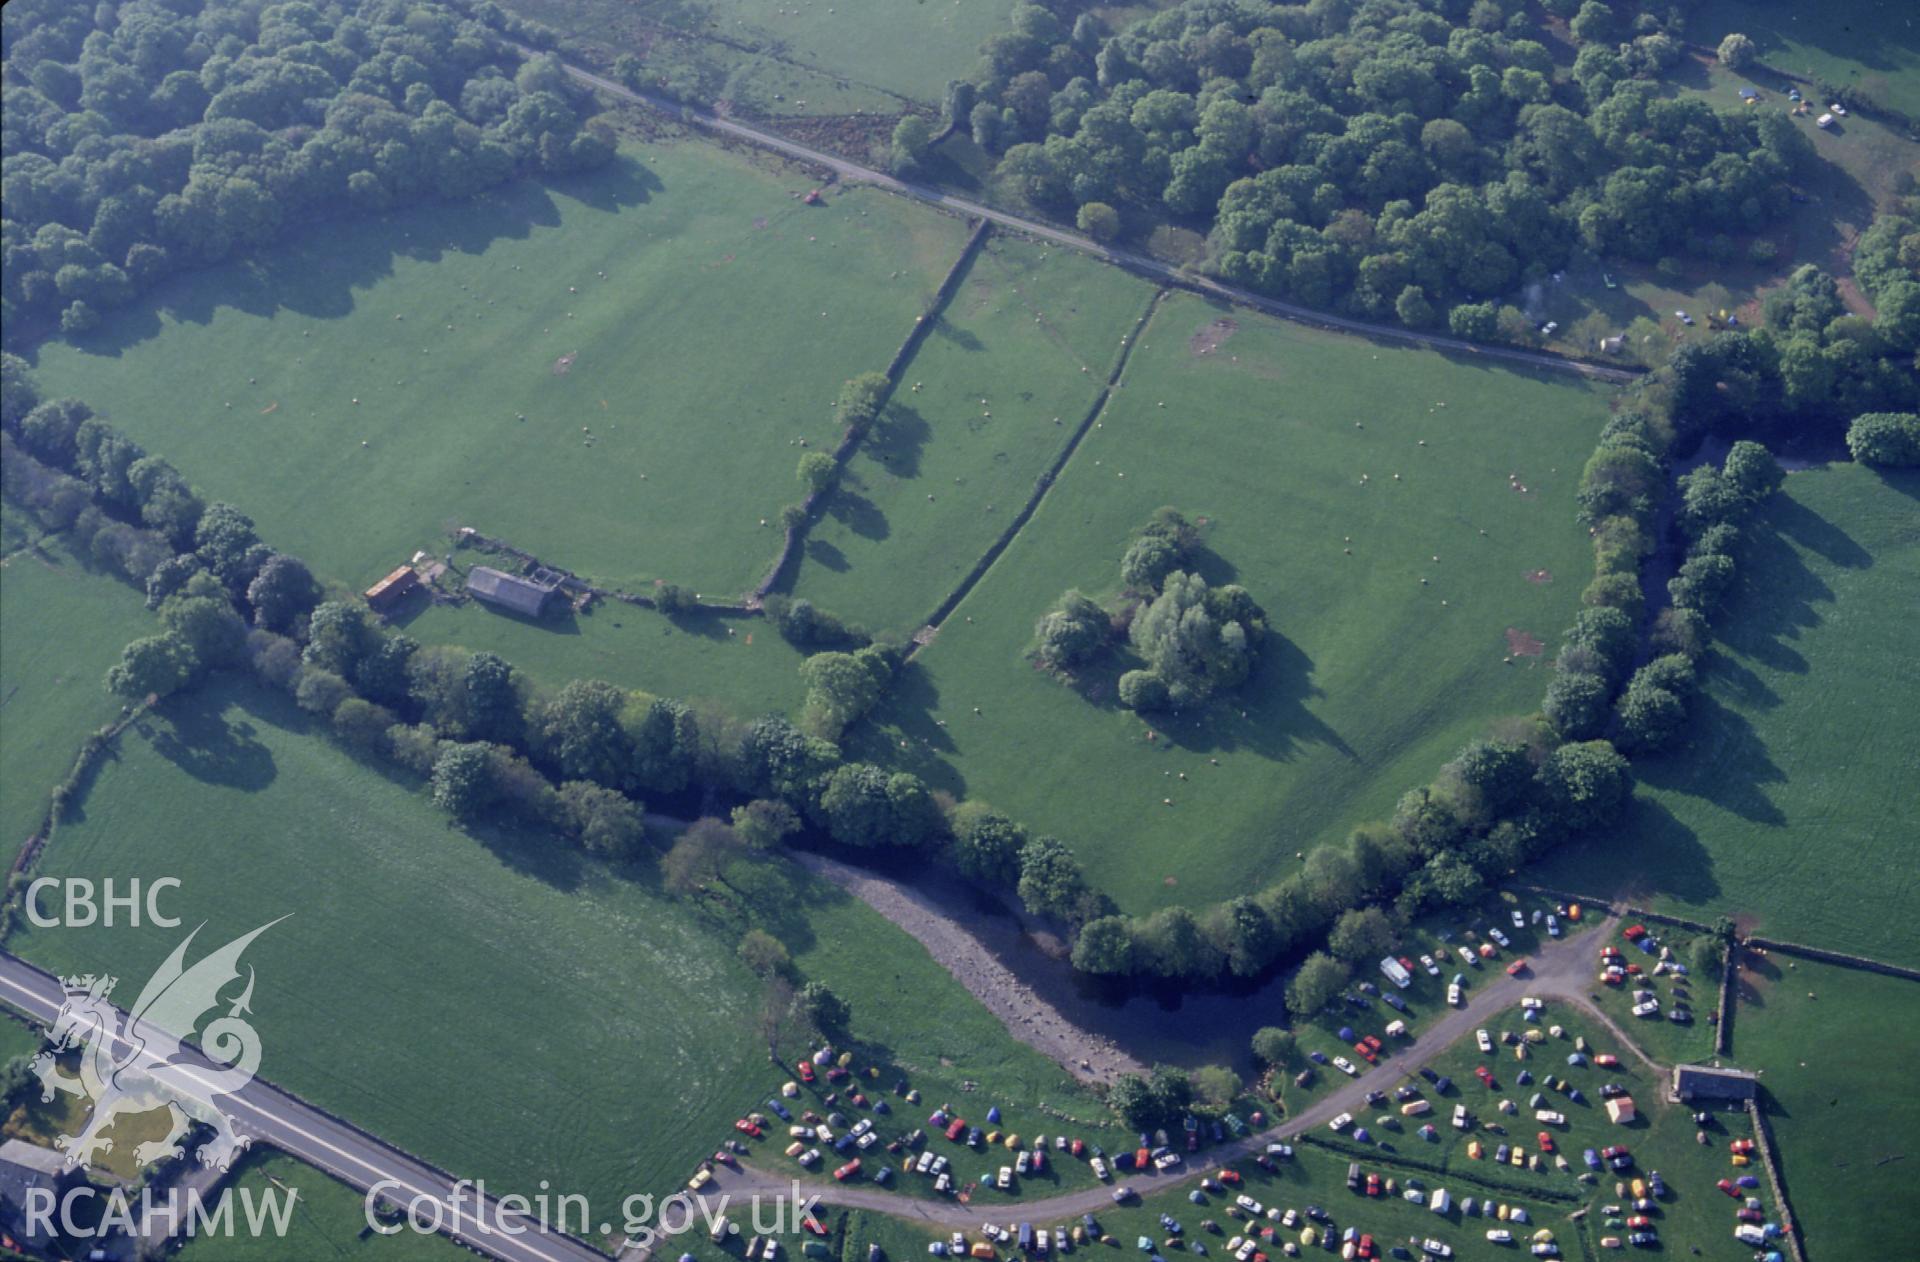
[1219,1169,1243,1185]
[1594,1054,1621,1067]
[1716,1179,1739,1198]
[1624,925,1647,941]
[826,1066,849,1082]
[1358,1234,1374,1259]
[712,1150,739,1167]
[1365,1173,1382,1197]
[1070,1139,1086,1157]
[1537,1132,1555,1153]
[1475,1066,1495,1087]
[802,1216,829,1236]
[1506,959,1528,977]
[945,1118,967,1141]
[1737,1208,1764,1224]
[734,1119,762,1138]
[1362,1035,1384,1053]
[1354,1043,1377,1064]
[1600,1146,1630,1161]
[1729,1139,1756,1155]
[833,1158,862,1181]
[1626,1216,1651,1230]
[797,1061,816,1083]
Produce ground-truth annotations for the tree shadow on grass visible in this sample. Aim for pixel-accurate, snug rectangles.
[803,537,850,573]
[866,403,932,480]
[44,158,664,361]
[143,686,281,792]
[1139,634,1356,764]
[1636,691,1787,826]
[852,663,967,800]
[1529,794,1723,910]
[930,316,985,353]
[825,485,889,542]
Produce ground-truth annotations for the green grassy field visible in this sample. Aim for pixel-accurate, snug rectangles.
[29,145,968,599]
[1692,0,1920,117]
[789,238,1156,636]
[400,593,811,720]
[1729,953,1920,1258]
[502,0,1009,105]
[6,675,1114,1237]
[0,531,157,851]
[176,1151,471,1262]
[1535,464,1920,965]
[851,294,1616,913]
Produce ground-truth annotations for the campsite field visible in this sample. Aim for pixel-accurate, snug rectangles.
[501,0,1007,106]
[1535,464,1920,966]
[851,294,1615,913]
[1387,1001,1761,1261]
[1729,953,1920,1259]
[1691,0,1920,117]
[787,238,1157,637]
[29,144,969,600]
[5,676,1114,1232]
[0,533,157,852]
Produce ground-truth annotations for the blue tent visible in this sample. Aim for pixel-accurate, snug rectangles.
[987,1107,1001,1124]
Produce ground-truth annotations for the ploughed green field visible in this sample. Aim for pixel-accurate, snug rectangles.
[1692,0,1920,117]
[400,595,811,720]
[7,675,1111,1237]
[502,0,1008,106]
[0,532,156,851]
[853,295,1616,913]
[789,238,1156,636]
[29,144,969,599]
[1536,464,1920,965]
[1730,953,1920,1259]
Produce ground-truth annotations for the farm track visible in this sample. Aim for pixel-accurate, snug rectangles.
[712,916,1664,1227]
[518,46,1641,387]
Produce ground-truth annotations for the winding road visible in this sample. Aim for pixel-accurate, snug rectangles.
[709,916,1658,1228]
[520,45,1640,387]
[0,952,613,1262]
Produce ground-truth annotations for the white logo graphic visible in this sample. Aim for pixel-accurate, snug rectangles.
[32,919,286,1172]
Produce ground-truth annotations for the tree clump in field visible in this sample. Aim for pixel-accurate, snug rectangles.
[1032,508,1267,711]
[1,2,617,345]
[800,644,897,741]
[954,0,1816,334]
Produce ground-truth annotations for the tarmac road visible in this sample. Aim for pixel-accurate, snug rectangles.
[518,46,1640,388]
[0,952,615,1262]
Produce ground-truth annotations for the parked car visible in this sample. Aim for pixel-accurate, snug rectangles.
[1448,984,1464,1007]
[834,1159,862,1181]
[1333,1057,1359,1077]
[1476,1029,1493,1054]
[1420,955,1440,976]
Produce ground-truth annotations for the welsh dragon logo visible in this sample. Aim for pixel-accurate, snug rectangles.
[31,919,286,1172]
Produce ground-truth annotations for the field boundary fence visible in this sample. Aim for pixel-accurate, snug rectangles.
[1744,1097,1808,1262]
[909,286,1168,654]
[751,216,993,602]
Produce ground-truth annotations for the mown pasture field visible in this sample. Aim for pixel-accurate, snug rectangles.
[1729,953,1920,1258]
[29,144,969,600]
[7,676,1113,1233]
[1535,464,1919,966]
[400,596,812,721]
[852,295,1616,913]
[789,238,1157,636]
[502,0,1008,106]
[0,533,156,852]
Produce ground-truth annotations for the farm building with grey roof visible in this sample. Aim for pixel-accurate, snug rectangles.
[465,566,559,618]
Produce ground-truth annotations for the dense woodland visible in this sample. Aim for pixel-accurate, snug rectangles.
[942,0,1821,329]
[1,0,614,343]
